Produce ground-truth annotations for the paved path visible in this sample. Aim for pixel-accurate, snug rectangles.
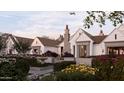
[27,66,54,80]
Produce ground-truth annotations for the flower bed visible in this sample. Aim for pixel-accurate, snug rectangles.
[41,64,97,81]
[61,64,97,75]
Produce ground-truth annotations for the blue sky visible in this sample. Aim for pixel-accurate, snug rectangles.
[0,11,115,39]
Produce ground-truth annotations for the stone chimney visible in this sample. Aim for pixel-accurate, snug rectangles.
[99,30,104,36]
[63,25,71,53]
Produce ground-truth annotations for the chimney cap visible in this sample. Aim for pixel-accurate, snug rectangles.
[99,30,104,36]
[65,25,69,29]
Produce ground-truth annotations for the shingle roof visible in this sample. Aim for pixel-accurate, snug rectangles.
[92,35,108,44]
[15,36,33,45]
[83,30,107,44]
[37,37,62,47]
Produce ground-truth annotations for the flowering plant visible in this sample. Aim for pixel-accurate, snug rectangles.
[61,64,97,75]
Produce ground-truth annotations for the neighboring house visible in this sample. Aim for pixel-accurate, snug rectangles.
[31,37,62,55]
[6,34,33,54]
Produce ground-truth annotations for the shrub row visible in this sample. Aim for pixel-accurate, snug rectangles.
[16,57,52,67]
[0,61,30,81]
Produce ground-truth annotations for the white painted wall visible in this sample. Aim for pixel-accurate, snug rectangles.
[93,42,105,56]
[31,37,45,54]
[70,28,84,57]
[76,30,94,56]
[6,36,18,54]
[104,25,124,42]
[31,37,58,54]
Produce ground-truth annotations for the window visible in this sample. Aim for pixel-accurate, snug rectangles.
[60,47,63,56]
[79,45,87,57]
[115,34,117,40]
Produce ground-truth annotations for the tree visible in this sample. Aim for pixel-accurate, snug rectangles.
[14,40,31,55]
[83,11,124,29]
[0,36,6,54]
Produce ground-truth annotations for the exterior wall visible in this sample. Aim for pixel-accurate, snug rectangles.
[76,30,94,57]
[31,37,58,54]
[6,36,18,54]
[93,42,105,56]
[101,25,124,55]
[104,26,124,42]
[76,58,92,66]
[70,28,84,57]
[31,37,45,54]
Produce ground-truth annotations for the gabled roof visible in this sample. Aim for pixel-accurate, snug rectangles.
[83,30,107,44]
[37,37,62,47]
[92,35,108,44]
[15,36,33,45]
[5,34,33,45]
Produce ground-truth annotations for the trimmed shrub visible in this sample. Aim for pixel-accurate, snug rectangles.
[42,51,59,57]
[16,57,52,67]
[53,61,76,72]
[63,52,74,57]
[0,60,30,81]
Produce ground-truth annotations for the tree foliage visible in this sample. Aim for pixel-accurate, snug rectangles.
[0,36,5,51]
[14,40,31,54]
[83,11,124,28]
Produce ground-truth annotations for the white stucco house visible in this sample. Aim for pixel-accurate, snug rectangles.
[5,34,33,54]
[31,37,62,55]
[1,24,124,59]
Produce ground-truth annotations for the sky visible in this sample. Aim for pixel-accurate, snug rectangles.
[0,11,116,39]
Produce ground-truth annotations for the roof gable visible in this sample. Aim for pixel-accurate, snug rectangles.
[103,24,124,42]
[37,37,62,47]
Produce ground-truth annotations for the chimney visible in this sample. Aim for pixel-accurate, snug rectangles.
[99,30,104,36]
[63,25,71,53]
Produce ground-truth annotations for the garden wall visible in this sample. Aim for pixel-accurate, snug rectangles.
[76,58,92,66]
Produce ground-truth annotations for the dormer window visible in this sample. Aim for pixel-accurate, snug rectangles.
[115,34,117,40]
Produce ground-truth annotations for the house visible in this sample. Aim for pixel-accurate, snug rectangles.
[59,24,124,58]
[1,24,124,58]
[5,34,33,54]
[31,37,62,55]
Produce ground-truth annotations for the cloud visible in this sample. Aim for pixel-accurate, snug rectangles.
[1,11,114,39]
[11,11,84,39]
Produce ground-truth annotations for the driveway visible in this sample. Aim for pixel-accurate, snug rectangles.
[27,65,54,80]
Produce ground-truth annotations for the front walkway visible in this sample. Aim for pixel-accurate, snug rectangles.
[27,66,54,80]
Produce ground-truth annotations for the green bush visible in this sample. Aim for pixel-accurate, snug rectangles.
[53,61,76,72]
[0,60,30,81]
[41,71,96,81]
[56,71,96,81]
[16,57,52,67]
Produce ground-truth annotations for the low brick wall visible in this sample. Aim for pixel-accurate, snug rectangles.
[76,58,92,66]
